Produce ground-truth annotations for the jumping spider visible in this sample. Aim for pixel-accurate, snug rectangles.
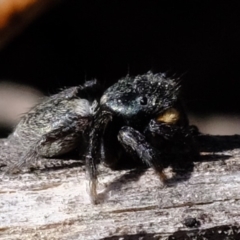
[5,72,198,203]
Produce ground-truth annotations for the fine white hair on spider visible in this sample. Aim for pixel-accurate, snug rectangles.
[4,72,199,204]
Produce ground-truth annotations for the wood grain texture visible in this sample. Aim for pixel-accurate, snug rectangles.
[0,135,240,239]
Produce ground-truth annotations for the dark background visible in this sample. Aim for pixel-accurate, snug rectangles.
[0,1,239,120]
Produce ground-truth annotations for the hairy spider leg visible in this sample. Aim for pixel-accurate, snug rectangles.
[118,126,167,181]
[4,115,90,174]
[85,111,112,204]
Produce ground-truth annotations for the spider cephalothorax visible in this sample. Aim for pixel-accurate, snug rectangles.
[100,72,180,125]
[5,72,198,204]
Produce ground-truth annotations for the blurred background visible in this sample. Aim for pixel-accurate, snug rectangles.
[0,0,239,137]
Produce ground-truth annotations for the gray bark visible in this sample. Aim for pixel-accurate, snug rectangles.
[0,135,240,240]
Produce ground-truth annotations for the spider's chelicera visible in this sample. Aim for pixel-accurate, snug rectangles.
[5,72,199,203]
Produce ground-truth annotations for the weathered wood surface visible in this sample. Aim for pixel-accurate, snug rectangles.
[0,135,240,240]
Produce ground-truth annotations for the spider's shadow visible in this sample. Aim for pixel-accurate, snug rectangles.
[96,134,239,197]
[35,135,237,190]
[2,135,237,197]
[103,153,230,191]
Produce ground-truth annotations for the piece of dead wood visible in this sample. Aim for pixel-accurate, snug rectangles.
[0,0,60,50]
[0,135,240,239]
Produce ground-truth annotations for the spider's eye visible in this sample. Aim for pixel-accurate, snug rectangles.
[156,108,180,124]
[139,96,148,105]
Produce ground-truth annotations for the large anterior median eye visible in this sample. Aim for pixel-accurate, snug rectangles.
[156,108,180,124]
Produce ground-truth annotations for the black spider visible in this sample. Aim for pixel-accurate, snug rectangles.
[5,72,199,203]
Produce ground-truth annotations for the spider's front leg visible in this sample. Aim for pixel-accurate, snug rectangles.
[145,119,199,159]
[118,126,167,182]
[118,120,199,182]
